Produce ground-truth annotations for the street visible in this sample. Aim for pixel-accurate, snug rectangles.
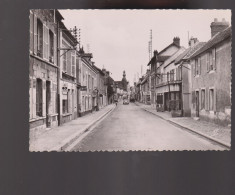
[70,102,226,151]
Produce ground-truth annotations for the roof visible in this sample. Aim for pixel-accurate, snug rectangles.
[60,21,78,45]
[162,47,186,68]
[190,26,231,58]
[93,65,105,76]
[158,42,180,55]
[175,42,206,64]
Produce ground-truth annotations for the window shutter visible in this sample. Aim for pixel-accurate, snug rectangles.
[206,53,209,72]
[199,57,201,75]
[214,88,216,112]
[29,12,33,53]
[54,34,57,65]
[193,60,196,76]
[206,88,209,111]
[33,14,37,54]
[47,28,49,60]
[43,24,46,59]
[213,48,216,70]
[71,51,76,77]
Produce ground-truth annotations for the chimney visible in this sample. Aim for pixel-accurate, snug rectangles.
[153,50,158,57]
[173,37,180,46]
[188,37,199,47]
[210,18,229,37]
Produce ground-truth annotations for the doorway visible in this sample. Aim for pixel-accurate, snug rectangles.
[195,91,199,117]
[46,81,51,128]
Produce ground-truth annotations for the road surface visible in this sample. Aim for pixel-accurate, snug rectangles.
[70,102,226,151]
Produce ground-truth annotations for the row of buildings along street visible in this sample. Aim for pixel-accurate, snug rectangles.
[133,19,231,127]
[29,9,231,151]
[29,9,130,138]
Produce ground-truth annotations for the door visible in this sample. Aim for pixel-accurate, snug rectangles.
[195,91,199,117]
[46,81,51,127]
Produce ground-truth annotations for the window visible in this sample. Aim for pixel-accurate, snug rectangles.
[36,79,43,117]
[88,75,91,89]
[170,70,174,81]
[207,49,216,72]
[49,30,54,63]
[92,77,94,90]
[201,89,205,110]
[37,19,43,57]
[209,89,214,111]
[209,51,213,71]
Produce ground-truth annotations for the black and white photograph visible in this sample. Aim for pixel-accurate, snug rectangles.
[29,9,231,152]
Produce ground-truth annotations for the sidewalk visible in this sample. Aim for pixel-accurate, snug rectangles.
[29,104,116,152]
[135,102,231,148]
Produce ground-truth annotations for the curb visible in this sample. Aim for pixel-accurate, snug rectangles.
[51,105,116,151]
[136,103,231,149]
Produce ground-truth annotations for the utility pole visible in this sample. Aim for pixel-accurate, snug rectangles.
[148,29,152,61]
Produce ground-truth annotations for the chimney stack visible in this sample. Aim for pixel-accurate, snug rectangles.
[188,37,199,47]
[173,37,180,46]
[210,18,229,37]
[153,50,158,57]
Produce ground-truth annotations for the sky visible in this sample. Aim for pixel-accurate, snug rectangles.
[59,9,231,86]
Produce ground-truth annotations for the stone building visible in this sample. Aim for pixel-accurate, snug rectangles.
[59,21,78,124]
[93,65,108,109]
[77,48,99,116]
[174,38,206,116]
[189,19,231,126]
[29,10,63,134]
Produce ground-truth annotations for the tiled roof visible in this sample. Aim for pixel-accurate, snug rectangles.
[190,26,231,58]
[175,42,206,64]
[157,55,170,62]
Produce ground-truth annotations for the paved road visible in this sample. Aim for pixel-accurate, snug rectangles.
[71,102,226,151]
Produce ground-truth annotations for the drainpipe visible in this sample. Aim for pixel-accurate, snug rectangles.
[57,19,61,126]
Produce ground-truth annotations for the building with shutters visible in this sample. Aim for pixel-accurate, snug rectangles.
[29,10,63,134]
[77,47,99,116]
[148,37,185,111]
[174,38,206,117]
[93,65,108,109]
[59,21,78,124]
[189,19,231,126]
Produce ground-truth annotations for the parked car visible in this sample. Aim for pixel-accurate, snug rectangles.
[123,99,129,105]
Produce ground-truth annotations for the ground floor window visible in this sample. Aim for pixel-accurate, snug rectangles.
[201,89,205,110]
[36,78,43,117]
[209,89,214,111]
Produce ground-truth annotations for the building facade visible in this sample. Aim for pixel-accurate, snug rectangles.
[189,20,231,126]
[94,65,107,109]
[77,49,99,116]
[59,22,78,124]
[29,10,62,134]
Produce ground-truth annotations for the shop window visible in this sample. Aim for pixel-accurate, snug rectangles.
[201,89,205,109]
[36,79,43,117]
[209,89,214,111]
